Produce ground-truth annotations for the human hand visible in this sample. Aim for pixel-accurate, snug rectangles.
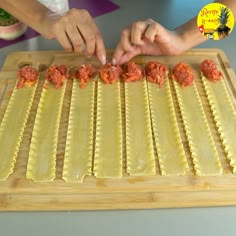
[42,8,106,64]
[112,19,188,65]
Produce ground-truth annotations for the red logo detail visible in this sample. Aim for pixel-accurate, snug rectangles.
[199,24,204,33]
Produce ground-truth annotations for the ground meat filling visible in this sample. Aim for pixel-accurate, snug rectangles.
[145,61,167,87]
[45,65,69,89]
[73,64,95,89]
[17,65,39,89]
[171,62,194,87]
[122,62,143,82]
[99,63,122,84]
[200,59,223,82]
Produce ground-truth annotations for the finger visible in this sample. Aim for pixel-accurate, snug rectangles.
[94,32,106,65]
[130,21,147,45]
[65,24,84,53]
[144,22,162,42]
[60,9,95,56]
[112,42,126,65]
[117,50,140,65]
[56,30,74,52]
[89,21,106,64]
[78,25,96,56]
[74,9,98,57]
[120,27,135,52]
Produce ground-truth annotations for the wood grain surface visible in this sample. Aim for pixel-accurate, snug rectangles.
[0,49,236,211]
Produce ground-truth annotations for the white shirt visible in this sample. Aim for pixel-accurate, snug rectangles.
[38,0,69,14]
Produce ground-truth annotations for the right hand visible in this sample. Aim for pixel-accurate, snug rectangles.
[42,8,106,64]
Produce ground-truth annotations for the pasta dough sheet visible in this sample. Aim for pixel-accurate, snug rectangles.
[148,78,189,175]
[173,81,223,175]
[93,79,123,178]
[0,84,36,180]
[26,81,66,182]
[63,79,95,182]
[202,75,236,173]
[125,80,156,176]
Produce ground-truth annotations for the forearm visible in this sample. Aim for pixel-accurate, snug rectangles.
[174,0,236,51]
[174,16,207,52]
[215,0,236,18]
[0,0,51,36]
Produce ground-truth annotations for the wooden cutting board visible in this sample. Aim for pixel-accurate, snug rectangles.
[0,48,236,211]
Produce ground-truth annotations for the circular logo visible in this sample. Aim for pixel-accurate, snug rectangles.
[197,3,234,40]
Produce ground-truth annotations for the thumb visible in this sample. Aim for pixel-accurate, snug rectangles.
[117,49,141,65]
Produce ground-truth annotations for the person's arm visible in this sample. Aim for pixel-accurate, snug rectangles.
[0,0,48,35]
[0,0,106,64]
[113,0,236,65]
[175,0,236,51]
[216,0,236,13]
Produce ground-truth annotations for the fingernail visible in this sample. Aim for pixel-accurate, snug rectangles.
[101,55,106,65]
[112,58,116,65]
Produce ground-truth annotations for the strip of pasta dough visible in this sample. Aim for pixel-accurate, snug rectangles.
[63,79,95,182]
[173,81,222,175]
[0,84,37,180]
[125,80,156,176]
[201,75,236,173]
[148,78,189,175]
[26,81,66,181]
[93,79,123,178]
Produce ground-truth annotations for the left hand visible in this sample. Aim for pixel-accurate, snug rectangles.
[112,19,187,65]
